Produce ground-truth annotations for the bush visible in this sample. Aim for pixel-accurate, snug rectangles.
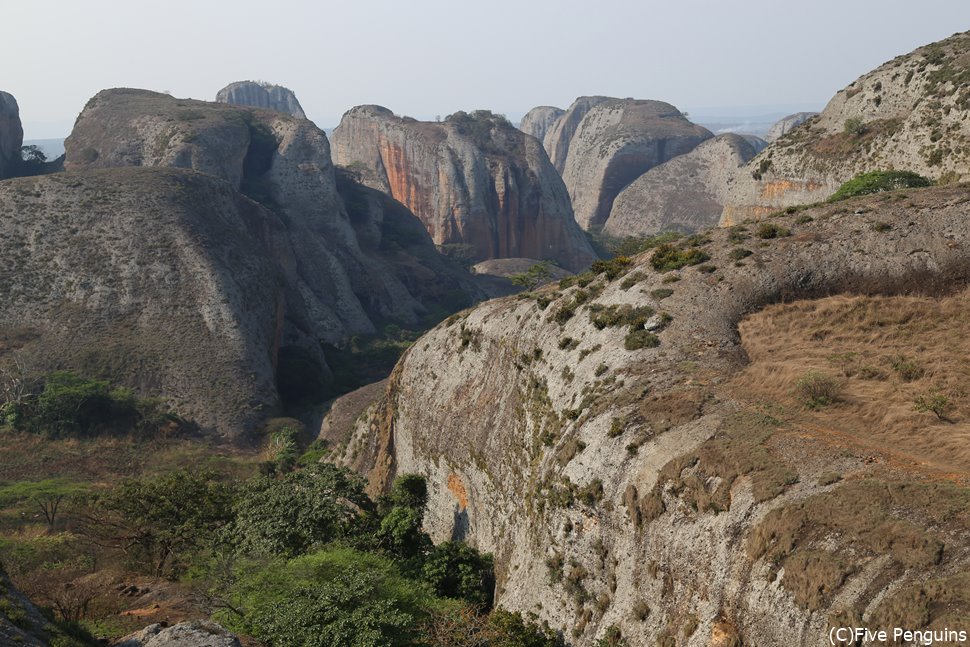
[486,609,561,647]
[755,223,790,239]
[843,117,867,136]
[913,391,951,421]
[649,244,710,272]
[15,372,145,438]
[729,248,753,261]
[422,541,495,607]
[625,330,659,351]
[794,372,843,408]
[829,171,931,201]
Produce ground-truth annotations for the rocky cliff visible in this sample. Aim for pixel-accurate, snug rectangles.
[330,106,596,272]
[722,31,970,224]
[764,111,818,142]
[519,106,564,144]
[336,185,970,645]
[542,96,612,173]
[215,80,306,119]
[556,99,713,230]
[0,89,488,434]
[0,91,23,180]
[604,134,759,237]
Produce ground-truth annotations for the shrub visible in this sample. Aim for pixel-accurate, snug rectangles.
[485,609,561,647]
[890,355,924,381]
[510,262,554,291]
[843,117,867,136]
[590,257,632,280]
[913,391,951,421]
[755,223,790,239]
[649,244,710,272]
[18,372,142,438]
[829,171,931,201]
[794,372,843,408]
[650,288,674,300]
[422,541,495,607]
[729,248,753,261]
[625,330,660,351]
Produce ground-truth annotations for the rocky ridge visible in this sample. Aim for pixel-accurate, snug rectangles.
[215,80,306,119]
[764,111,818,142]
[334,185,970,645]
[722,31,970,224]
[604,133,759,237]
[555,98,713,230]
[330,106,596,271]
[542,96,612,173]
[519,105,565,144]
[0,91,23,180]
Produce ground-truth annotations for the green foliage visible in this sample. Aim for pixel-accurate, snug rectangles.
[649,244,710,272]
[650,288,674,300]
[589,257,632,281]
[422,541,495,607]
[585,229,682,259]
[220,547,433,647]
[485,609,561,647]
[829,171,931,201]
[234,464,373,558]
[914,391,951,421]
[510,262,554,291]
[80,470,234,577]
[755,222,790,239]
[843,117,867,136]
[444,110,512,150]
[588,304,654,330]
[376,474,432,558]
[890,355,925,381]
[625,330,660,351]
[729,248,753,261]
[794,372,843,409]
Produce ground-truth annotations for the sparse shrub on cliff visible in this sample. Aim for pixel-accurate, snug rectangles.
[649,244,710,272]
[729,248,753,261]
[913,391,952,421]
[794,372,843,408]
[843,117,868,136]
[829,170,931,201]
[890,355,924,381]
[510,261,554,290]
[590,256,632,280]
[624,330,660,351]
[755,222,790,239]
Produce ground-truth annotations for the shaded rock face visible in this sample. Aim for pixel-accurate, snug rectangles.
[2,89,487,434]
[518,105,564,144]
[215,80,306,119]
[764,111,818,142]
[557,98,713,229]
[330,106,597,272]
[0,91,24,179]
[1,564,67,646]
[723,31,970,224]
[604,133,758,237]
[541,95,612,172]
[740,133,769,153]
[117,620,241,647]
[341,186,970,645]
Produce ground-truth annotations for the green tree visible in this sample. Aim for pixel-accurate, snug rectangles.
[510,262,554,291]
[376,474,432,559]
[486,609,561,647]
[422,541,495,608]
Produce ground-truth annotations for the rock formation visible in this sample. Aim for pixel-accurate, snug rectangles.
[518,105,564,143]
[116,621,241,647]
[330,106,596,272]
[541,95,612,172]
[604,133,759,237]
[0,89,489,434]
[556,98,713,229]
[739,133,769,153]
[764,111,818,142]
[335,185,970,645]
[215,80,306,119]
[1,564,77,646]
[0,91,24,179]
[722,31,970,224]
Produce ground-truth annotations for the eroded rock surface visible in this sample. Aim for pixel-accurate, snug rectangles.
[542,96,612,172]
[519,105,564,144]
[764,111,818,142]
[116,620,241,647]
[0,91,23,179]
[604,133,759,237]
[330,106,596,271]
[215,80,306,119]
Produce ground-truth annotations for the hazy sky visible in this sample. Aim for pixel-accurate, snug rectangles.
[6,0,970,138]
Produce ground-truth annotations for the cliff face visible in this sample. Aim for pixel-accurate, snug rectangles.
[0,89,488,434]
[215,80,307,119]
[604,134,758,237]
[0,91,23,179]
[723,31,970,224]
[330,106,596,272]
[764,111,818,142]
[557,99,713,230]
[338,186,970,645]
[542,96,612,172]
[519,106,564,144]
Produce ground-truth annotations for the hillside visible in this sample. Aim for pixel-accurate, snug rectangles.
[722,31,970,223]
[331,184,970,644]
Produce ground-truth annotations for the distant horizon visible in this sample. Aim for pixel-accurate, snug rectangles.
[7,1,969,140]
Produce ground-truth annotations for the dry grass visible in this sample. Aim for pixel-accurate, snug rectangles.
[732,288,970,474]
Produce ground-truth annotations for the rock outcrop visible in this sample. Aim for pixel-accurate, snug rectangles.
[0,89,489,434]
[556,98,713,229]
[542,96,612,172]
[1,563,75,646]
[518,106,564,144]
[330,106,596,272]
[215,80,306,119]
[338,185,970,645]
[722,31,970,224]
[764,111,818,142]
[116,620,241,647]
[604,133,759,237]
[0,91,24,179]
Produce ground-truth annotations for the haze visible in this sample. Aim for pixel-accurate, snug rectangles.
[6,0,970,138]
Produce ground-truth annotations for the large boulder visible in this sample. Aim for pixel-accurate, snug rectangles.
[518,105,564,144]
[764,111,818,142]
[604,133,759,237]
[722,30,970,224]
[556,98,713,229]
[0,91,24,179]
[116,620,241,647]
[215,80,306,119]
[330,106,596,272]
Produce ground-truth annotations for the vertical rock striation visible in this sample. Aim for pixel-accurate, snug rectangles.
[215,80,307,118]
[518,105,564,144]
